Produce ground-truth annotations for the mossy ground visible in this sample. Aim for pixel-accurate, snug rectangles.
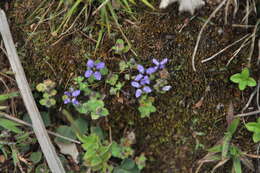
[1,1,259,172]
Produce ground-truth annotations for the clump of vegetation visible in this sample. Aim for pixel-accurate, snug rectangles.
[36,79,57,107]
[245,117,260,143]
[230,68,256,90]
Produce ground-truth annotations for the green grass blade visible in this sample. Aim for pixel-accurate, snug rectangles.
[0,92,19,101]
[141,0,155,10]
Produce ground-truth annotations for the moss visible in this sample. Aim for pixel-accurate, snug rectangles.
[7,1,257,172]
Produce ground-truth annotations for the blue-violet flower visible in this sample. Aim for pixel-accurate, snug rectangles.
[64,88,81,105]
[85,59,105,80]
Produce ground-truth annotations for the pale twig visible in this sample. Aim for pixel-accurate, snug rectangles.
[192,0,228,71]
[234,110,260,118]
[79,30,97,43]
[0,111,81,144]
[0,40,8,56]
[224,0,231,24]
[61,5,87,35]
[258,39,260,65]
[232,24,255,28]
[241,85,257,112]
[257,80,260,110]
[92,0,110,16]
[226,35,252,66]
[248,20,260,67]
[201,34,250,63]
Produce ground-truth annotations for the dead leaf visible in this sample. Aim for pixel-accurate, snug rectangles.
[0,155,5,163]
[56,141,79,164]
[193,98,204,109]
[226,102,234,126]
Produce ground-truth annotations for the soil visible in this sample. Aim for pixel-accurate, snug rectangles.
[0,0,259,173]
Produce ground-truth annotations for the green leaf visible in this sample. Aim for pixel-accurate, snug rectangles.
[29,151,42,164]
[238,80,247,90]
[11,146,19,167]
[100,67,108,75]
[36,83,46,92]
[113,158,140,173]
[119,61,128,72]
[227,118,239,135]
[241,68,249,78]
[230,74,241,83]
[55,125,76,144]
[207,145,222,153]
[49,89,57,96]
[138,96,156,118]
[245,122,260,132]
[233,157,242,173]
[86,99,104,112]
[72,118,88,135]
[222,132,232,159]
[111,142,124,159]
[91,126,105,140]
[0,92,19,101]
[247,77,257,87]
[135,153,146,170]
[106,74,119,86]
[0,118,22,134]
[253,132,260,143]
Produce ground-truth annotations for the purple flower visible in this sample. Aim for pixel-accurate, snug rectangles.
[131,73,152,98]
[137,65,145,74]
[63,88,81,105]
[146,67,157,74]
[135,86,152,98]
[140,76,150,85]
[85,59,105,80]
[131,81,141,88]
[152,58,168,70]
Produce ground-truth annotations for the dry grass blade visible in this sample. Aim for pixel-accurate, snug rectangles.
[247,19,260,67]
[201,34,250,63]
[195,152,219,173]
[211,158,229,173]
[192,0,228,71]
[257,39,260,65]
[240,156,254,171]
[257,79,260,110]
[226,34,253,66]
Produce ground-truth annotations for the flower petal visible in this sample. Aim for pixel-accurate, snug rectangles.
[143,86,152,93]
[93,71,102,80]
[64,98,71,104]
[160,58,168,65]
[146,67,157,74]
[135,89,142,98]
[162,85,172,91]
[85,69,93,78]
[64,91,71,96]
[87,59,95,68]
[72,98,79,105]
[72,90,81,97]
[152,59,160,66]
[96,62,105,69]
[131,81,141,88]
[140,76,150,85]
[135,74,143,81]
[137,64,145,74]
